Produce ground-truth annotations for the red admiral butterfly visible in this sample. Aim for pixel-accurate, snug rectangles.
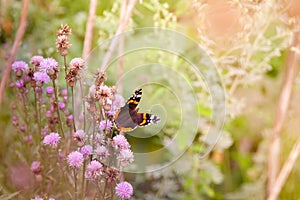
[114,88,160,132]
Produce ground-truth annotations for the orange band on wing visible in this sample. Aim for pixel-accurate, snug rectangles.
[140,113,147,125]
[127,100,139,105]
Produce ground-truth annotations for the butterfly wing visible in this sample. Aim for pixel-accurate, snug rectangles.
[132,112,160,127]
[126,88,142,110]
[114,88,142,132]
[114,88,160,132]
[114,105,138,132]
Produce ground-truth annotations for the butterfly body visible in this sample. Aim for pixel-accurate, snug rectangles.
[114,88,160,132]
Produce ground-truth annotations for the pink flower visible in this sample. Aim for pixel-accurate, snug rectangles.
[69,58,84,69]
[74,129,86,142]
[67,151,84,168]
[85,160,103,180]
[117,149,134,167]
[12,61,28,72]
[60,89,68,96]
[30,56,44,67]
[95,145,108,160]
[30,161,43,174]
[39,58,58,73]
[43,132,61,148]
[33,72,50,84]
[46,86,54,95]
[113,135,130,150]
[15,80,24,88]
[58,102,66,110]
[99,120,112,131]
[80,145,93,157]
[115,181,133,199]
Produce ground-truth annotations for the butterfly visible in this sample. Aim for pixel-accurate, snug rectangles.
[114,88,160,132]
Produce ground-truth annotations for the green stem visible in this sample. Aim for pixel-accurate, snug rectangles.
[79,79,86,132]
[52,79,65,137]
[71,86,77,132]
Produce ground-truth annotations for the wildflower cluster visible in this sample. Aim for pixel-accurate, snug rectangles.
[9,24,134,199]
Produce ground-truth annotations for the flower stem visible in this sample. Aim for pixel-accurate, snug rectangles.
[71,86,77,132]
[73,169,78,200]
[79,79,86,132]
[52,79,65,137]
[81,160,86,200]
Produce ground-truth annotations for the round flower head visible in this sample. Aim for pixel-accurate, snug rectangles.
[117,149,134,167]
[60,89,68,96]
[30,56,44,67]
[95,145,108,160]
[58,102,66,110]
[99,120,112,131]
[46,86,54,95]
[69,58,85,70]
[12,60,28,72]
[30,161,43,174]
[74,129,86,142]
[40,58,58,73]
[115,181,133,199]
[33,72,50,84]
[67,151,84,168]
[113,135,130,150]
[80,145,93,157]
[49,198,55,200]
[85,160,103,180]
[15,80,24,89]
[43,132,61,148]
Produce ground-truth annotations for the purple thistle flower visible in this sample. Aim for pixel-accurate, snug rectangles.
[20,125,26,132]
[30,161,43,174]
[67,151,84,168]
[113,135,130,150]
[24,75,31,83]
[24,135,32,143]
[35,87,43,93]
[67,114,73,120]
[11,104,17,109]
[115,181,133,199]
[118,149,134,167]
[39,58,58,73]
[30,56,44,67]
[74,129,86,142]
[80,145,93,157]
[49,198,55,200]
[99,120,112,131]
[60,89,68,96]
[43,132,61,148]
[113,94,124,109]
[15,80,24,88]
[85,160,103,180]
[63,96,68,102]
[31,197,44,200]
[33,72,50,84]
[95,145,108,160]
[46,86,54,95]
[12,61,28,72]
[58,102,66,110]
[69,58,85,69]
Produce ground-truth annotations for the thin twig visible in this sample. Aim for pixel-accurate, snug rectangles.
[268,134,300,200]
[0,0,30,105]
[266,31,300,198]
[82,0,97,60]
[99,0,137,73]
[117,0,127,94]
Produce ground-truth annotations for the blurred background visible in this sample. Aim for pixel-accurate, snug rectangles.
[1,0,300,199]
